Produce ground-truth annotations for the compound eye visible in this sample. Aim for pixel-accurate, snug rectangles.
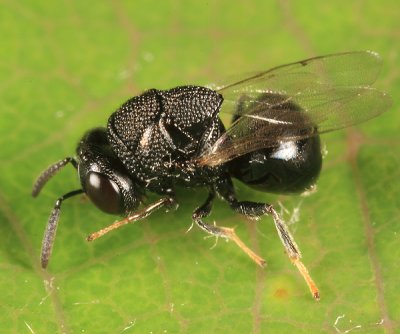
[85,172,123,214]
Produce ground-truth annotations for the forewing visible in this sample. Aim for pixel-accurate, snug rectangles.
[199,51,391,166]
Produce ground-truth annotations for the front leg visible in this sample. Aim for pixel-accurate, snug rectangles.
[87,197,177,241]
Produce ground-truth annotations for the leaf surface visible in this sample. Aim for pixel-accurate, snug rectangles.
[1,1,399,333]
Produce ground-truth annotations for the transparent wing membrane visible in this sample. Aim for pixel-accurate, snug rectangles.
[199,51,391,166]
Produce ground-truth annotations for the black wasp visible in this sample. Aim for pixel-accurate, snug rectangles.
[33,51,391,300]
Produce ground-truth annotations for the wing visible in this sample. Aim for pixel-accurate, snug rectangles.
[198,51,392,167]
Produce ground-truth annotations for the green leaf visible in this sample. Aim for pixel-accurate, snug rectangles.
[1,1,399,333]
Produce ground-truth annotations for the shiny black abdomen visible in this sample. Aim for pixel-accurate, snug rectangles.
[228,135,322,194]
[228,93,322,194]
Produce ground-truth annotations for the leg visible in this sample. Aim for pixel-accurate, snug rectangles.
[32,157,78,197]
[192,190,266,267]
[216,177,320,300]
[41,189,84,268]
[87,197,177,241]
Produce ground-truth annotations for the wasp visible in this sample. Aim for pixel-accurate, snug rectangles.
[33,51,391,300]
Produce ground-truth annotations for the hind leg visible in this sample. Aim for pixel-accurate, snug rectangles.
[216,177,320,300]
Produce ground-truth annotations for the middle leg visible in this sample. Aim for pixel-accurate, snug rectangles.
[192,189,266,267]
